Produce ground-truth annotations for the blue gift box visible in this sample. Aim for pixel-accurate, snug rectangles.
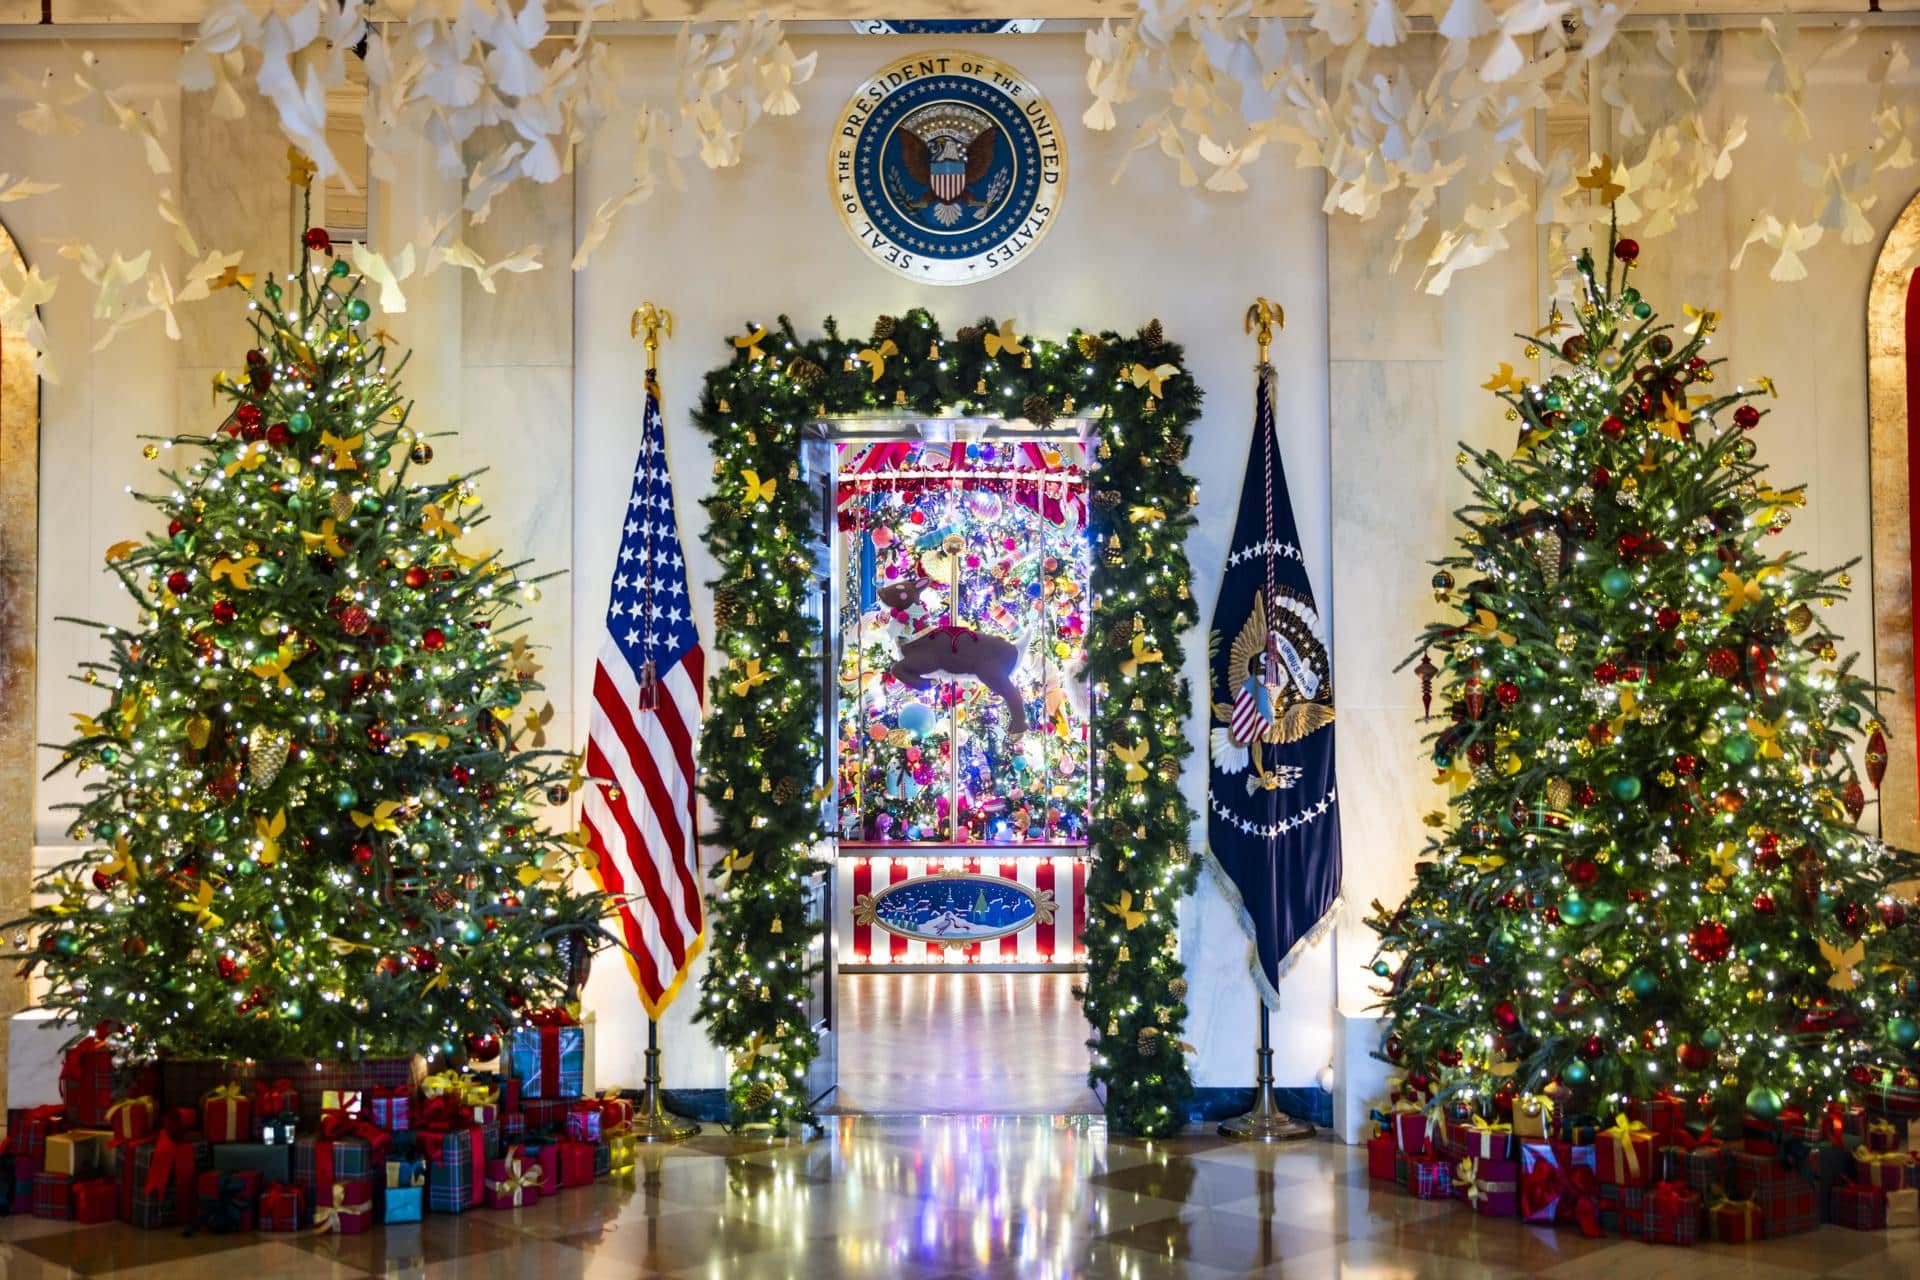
[383,1185,424,1224]
[508,1024,585,1100]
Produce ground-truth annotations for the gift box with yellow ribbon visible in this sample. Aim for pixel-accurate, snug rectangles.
[1641,1180,1701,1245]
[1453,1157,1517,1217]
[106,1096,157,1144]
[1625,1091,1684,1136]
[1389,1100,1429,1158]
[1865,1117,1901,1154]
[1596,1115,1656,1189]
[1514,1094,1555,1141]
[608,1132,637,1176]
[202,1084,253,1144]
[1462,1116,1513,1163]
[1707,1190,1759,1243]
[1853,1145,1910,1191]
[311,1179,373,1234]
[485,1145,542,1210]
[420,1071,466,1099]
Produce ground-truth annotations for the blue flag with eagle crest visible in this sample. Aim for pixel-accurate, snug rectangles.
[1206,366,1341,1006]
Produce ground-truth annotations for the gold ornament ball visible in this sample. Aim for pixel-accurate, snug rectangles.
[142,443,159,460]
[1556,631,1577,654]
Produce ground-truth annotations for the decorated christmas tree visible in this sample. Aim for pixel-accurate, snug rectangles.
[12,220,605,1063]
[1367,202,1919,1126]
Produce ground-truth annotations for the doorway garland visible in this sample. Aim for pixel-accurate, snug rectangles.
[693,310,1202,1137]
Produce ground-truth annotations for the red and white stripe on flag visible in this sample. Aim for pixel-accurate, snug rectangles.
[844,855,1086,965]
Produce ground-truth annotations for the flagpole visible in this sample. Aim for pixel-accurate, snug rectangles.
[621,301,700,1144]
[1221,298,1314,1143]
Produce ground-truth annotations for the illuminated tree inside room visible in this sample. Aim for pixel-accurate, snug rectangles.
[13,224,605,1062]
[835,439,1091,847]
[1367,206,1920,1123]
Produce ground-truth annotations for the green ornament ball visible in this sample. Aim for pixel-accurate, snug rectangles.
[1562,1060,1591,1086]
[359,494,383,515]
[499,686,522,708]
[334,783,359,809]
[288,410,313,435]
[171,531,190,550]
[1433,749,1452,771]
[1371,960,1391,977]
[202,814,227,838]
[1569,419,1589,437]
[1733,438,1758,462]
[1546,394,1565,411]
[94,821,116,839]
[1745,1085,1784,1121]
[457,918,483,944]
[1699,1027,1725,1050]
[329,258,350,279]
[1609,774,1642,803]
[1560,891,1591,925]
[345,297,371,322]
[53,932,78,955]
[268,908,288,932]
[1491,927,1518,954]
[99,747,118,764]
[1588,897,1620,925]
[1633,302,1653,320]
[1600,568,1634,599]
[254,561,277,583]
[264,281,282,302]
[379,644,405,667]
[283,1000,302,1021]
[1890,1017,1920,1050]
[234,858,256,877]
[287,495,306,514]
[1622,287,1641,306]
[373,449,393,470]
[1837,705,1863,728]
[1721,734,1758,765]
[1628,967,1660,999]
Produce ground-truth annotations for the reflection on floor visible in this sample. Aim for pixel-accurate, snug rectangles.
[831,971,1099,1115]
[5,1118,1913,1278]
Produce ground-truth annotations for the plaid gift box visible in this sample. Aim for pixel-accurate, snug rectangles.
[477,1117,504,1162]
[1853,1146,1909,1191]
[424,1124,485,1213]
[32,1172,73,1219]
[523,1098,569,1132]
[258,1182,306,1231]
[1394,1151,1412,1188]
[1626,1092,1685,1135]
[10,1163,32,1213]
[567,1103,603,1143]
[385,1185,424,1224]
[1726,1153,1820,1238]
[1707,1193,1760,1243]
[1657,1135,1726,1197]
[16,1105,67,1165]
[59,1033,115,1127]
[365,1086,411,1133]
[1595,1117,1657,1189]
[212,1142,293,1185]
[44,1129,107,1177]
[557,1140,594,1189]
[1561,1114,1601,1146]
[1518,1141,1602,1234]
[1865,1118,1902,1153]
[486,1146,542,1209]
[1599,1183,1647,1237]
[123,1133,209,1225]
[1367,1133,1396,1180]
[1411,1156,1455,1200]
[509,1012,586,1100]
[1831,1182,1886,1229]
[106,1096,157,1144]
[190,1169,260,1233]
[162,1058,421,1128]
[201,1085,252,1144]
[292,1121,388,1207]
[1788,1102,1866,1150]
[1641,1181,1700,1245]
[1885,1186,1918,1228]
[312,1179,374,1234]
[1454,1157,1517,1216]
[72,1176,116,1225]
[502,1113,526,1144]
[250,1078,300,1133]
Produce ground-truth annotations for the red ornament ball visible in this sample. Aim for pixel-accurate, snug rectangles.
[1495,681,1521,707]
[1733,404,1761,430]
[404,566,430,589]
[211,599,238,625]
[1614,237,1640,263]
[340,605,372,637]
[236,403,263,428]
[1600,415,1626,439]
[1581,1035,1605,1061]
[465,1032,501,1061]
[166,571,191,596]
[1576,783,1598,807]
[421,627,447,652]
[1591,662,1618,685]
[1590,466,1612,489]
[1566,858,1601,886]
[1753,892,1777,915]
[266,423,291,449]
[1655,607,1681,630]
[1678,1042,1714,1072]
[303,226,332,253]
[1674,753,1698,777]
[1688,919,1733,964]
[353,843,375,866]
[409,946,439,974]
[1881,899,1909,929]
[1706,647,1740,679]
[91,869,117,892]
[1834,900,1868,938]
[1493,999,1520,1031]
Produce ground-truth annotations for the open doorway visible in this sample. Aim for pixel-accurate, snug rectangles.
[818,428,1096,1114]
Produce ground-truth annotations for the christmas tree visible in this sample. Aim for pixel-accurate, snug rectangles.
[13,220,605,1063]
[1367,201,1919,1125]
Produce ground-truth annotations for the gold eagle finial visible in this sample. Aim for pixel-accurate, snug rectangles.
[1245,297,1284,365]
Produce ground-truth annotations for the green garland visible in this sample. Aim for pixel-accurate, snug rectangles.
[693,310,1202,1135]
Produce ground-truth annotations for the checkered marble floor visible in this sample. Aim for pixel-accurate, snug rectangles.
[1,1118,1915,1278]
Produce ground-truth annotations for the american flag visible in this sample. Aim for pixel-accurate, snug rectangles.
[583,376,706,1018]
[1230,673,1272,745]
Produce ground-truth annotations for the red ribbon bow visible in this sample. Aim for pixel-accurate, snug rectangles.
[1520,1151,1601,1237]
[526,1008,577,1029]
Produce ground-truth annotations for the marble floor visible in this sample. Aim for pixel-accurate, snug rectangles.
[2,1118,1916,1278]
[830,972,1100,1116]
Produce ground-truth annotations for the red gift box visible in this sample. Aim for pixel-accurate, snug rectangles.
[1454,1157,1518,1216]
[527,1144,560,1195]
[1865,1118,1901,1153]
[251,1078,299,1135]
[1596,1117,1657,1189]
[1708,1193,1759,1243]
[523,1098,568,1132]
[1854,1146,1909,1191]
[1518,1141,1603,1235]
[1640,1180,1700,1245]
[201,1085,252,1144]
[1656,1132,1725,1197]
[1625,1092,1684,1135]
[1390,1109,1429,1158]
[106,1096,156,1144]
[1831,1182,1887,1230]
[1411,1156,1455,1200]
[259,1181,306,1231]
[59,1030,115,1127]
[72,1176,117,1224]
[485,1146,542,1209]
[1725,1153,1820,1238]
[33,1171,74,1219]
[119,1131,207,1224]
[17,1104,67,1165]
[1367,1133,1396,1180]
[194,1168,261,1232]
[566,1103,603,1143]
[557,1140,594,1189]
[1790,1101,1865,1150]
[599,1091,633,1133]
[313,1179,373,1234]
[1457,1117,1513,1163]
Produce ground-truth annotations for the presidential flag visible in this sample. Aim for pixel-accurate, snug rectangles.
[1205,365,1341,1005]
[583,373,706,1018]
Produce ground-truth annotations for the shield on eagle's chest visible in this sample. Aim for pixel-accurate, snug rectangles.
[931,159,965,202]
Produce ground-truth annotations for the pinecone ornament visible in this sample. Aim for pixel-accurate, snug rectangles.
[714,586,739,629]
[1168,977,1189,1000]
[1136,1025,1161,1056]
[1139,318,1165,350]
[330,491,355,521]
[743,1081,775,1110]
[773,777,800,805]
[1545,777,1573,810]
[246,725,291,788]
[1092,489,1123,511]
[871,315,896,342]
[1076,334,1107,359]
[956,325,983,344]
[1021,394,1056,428]
[788,357,826,390]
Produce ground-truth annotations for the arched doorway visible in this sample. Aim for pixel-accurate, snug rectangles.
[1869,190,1920,851]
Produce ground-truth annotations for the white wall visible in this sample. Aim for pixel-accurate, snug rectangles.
[10,26,1913,1100]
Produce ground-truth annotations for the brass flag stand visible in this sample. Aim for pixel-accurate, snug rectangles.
[1220,297,1315,1143]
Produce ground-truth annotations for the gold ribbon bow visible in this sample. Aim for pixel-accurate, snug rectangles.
[1467,1115,1512,1138]
[1120,634,1163,677]
[858,338,898,382]
[175,877,224,929]
[210,262,254,292]
[1746,715,1785,758]
[1654,395,1693,442]
[312,1181,369,1234]
[319,430,363,471]
[1127,505,1165,525]
[1717,568,1768,614]
[350,799,402,835]
[1455,852,1507,871]
[404,730,451,751]
[208,555,264,589]
[224,441,268,477]
[741,470,776,504]
[300,519,347,557]
[1480,362,1525,393]
[421,1071,464,1097]
[1682,304,1718,336]
[254,809,287,866]
[1128,362,1179,400]
[250,643,296,688]
[98,835,140,884]
[1853,1144,1910,1184]
[421,504,462,539]
[487,1147,540,1204]
[730,658,772,697]
[204,1082,249,1105]
[1453,1157,1516,1207]
[1104,891,1147,930]
[106,1095,155,1126]
[983,319,1026,359]
[733,326,768,362]
[1707,1187,1758,1232]
[104,539,140,564]
[1467,609,1515,647]
[287,146,318,187]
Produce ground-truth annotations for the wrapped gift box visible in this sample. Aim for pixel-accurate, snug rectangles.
[1708,1194,1760,1243]
[524,1143,561,1197]
[385,1184,424,1223]
[1459,1118,1512,1163]
[1411,1156,1455,1201]
[486,1147,541,1209]
[32,1172,73,1219]
[251,1078,300,1133]
[1454,1157,1517,1217]
[1865,1118,1902,1154]
[1854,1147,1909,1191]
[1390,1110,1428,1159]
[365,1086,411,1133]
[1625,1093,1684,1135]
[1561,1114,1601,1146]
[567,1103,603,1143]
[15,1105,68,1166]
[1599,1184,1647,1238]
[509,1012,586,1100]
[592,1137,612,1178]
[1513,1095,1555,1142]
[312,1180,374,1235]
[1788,1102,1865,1150]
[201,1086,252,1145]
[106,1096,156,1144]
[44,1129,107,1177]
[1725,1154,1820,1238]
[425,1125,485,1213]
[1642,1181,1700,1245]
[557,1140,594,1189]
[212,1142,294,1185]
[258,1182,306,1232]
[293,1125,388,1208]
[502,1113,526,1144]
[59,1033,115,1127]
[387,1154,427,1189]
[599,1092,634,1133]
[1367,1133,1397,1182]
[1831,1182,1886,1230]
[192,1169,261,1233]
[608,1132,636,1175]
[1595,1119,1656,1189]
[1518,1141,1601,1234]
[1657,1137,1726,1198]
[72,1177,116,1225]
[123,1134,209,1226]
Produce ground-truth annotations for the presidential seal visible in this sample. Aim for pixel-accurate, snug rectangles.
[850,20,1044,34]
[831,51,1065,285]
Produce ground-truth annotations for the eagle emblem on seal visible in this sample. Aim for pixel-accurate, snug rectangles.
[890,103,1010,227]
[1209,588,1335,794]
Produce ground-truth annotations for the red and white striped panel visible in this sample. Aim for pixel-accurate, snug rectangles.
[841,855,1087,967]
